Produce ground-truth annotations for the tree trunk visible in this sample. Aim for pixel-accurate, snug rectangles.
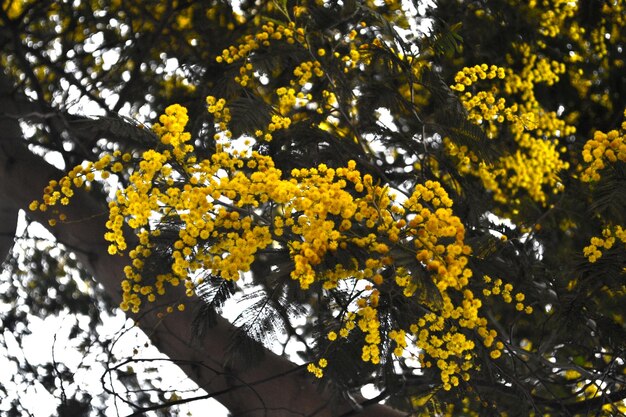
[0,85,404,417]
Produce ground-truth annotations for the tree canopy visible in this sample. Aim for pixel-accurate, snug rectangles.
[1,0,625,416]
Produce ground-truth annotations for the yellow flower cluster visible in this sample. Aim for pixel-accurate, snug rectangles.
[482,275,533,315]
[583,226,626,263]
[442,139,476,174]
[208,3,330,138]
[275,87,312,119]
[217,21,304,64]
[312,179,502,388]
[451,64,506,93]
[263,114,292,141]
[206,95,234,142]
[497,136,568,205]
[30,152,119,215]
[306,358,328,378]
[174,5,193,30]
[562,3,624,109]
[357,292,382,364]
[507,43,567,93]
[580,111,626,264]
[327,311,357,343]
[599,0,626,51]
[211,7,384,149]
[2,0,26,19]
[33,101,503,390]
[152,104,194,160]
[449,52,573,206]
[389,329,407,357]
[217,20,306,89]
[210,94,278,149]
[411,313,475,390]
[528,0,577,38]
[113,2,177,34]
[292,60,324,87]
[338,32,371,73]
[581,113,626,183]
